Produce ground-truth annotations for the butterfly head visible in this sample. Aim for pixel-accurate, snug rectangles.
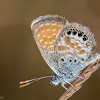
[51,74,61,86]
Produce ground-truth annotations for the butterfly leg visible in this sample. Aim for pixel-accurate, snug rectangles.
[61,83,69,92]
[71,72,85,80]
[66,81,75,90]
[74,74,85,80]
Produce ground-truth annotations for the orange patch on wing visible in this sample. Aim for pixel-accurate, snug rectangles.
[67,52,73,55]
[79,50,85,54]
[58,46,70,51]
[75,42,78,46]
[77,46,81,50]
[70,43,74,48]
[35,21,64,50]
[65,37,71,45]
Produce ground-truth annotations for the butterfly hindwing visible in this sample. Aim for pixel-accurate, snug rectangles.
[56,23,96,73]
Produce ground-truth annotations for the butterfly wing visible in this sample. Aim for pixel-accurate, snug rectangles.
[31,15,68,75]
[56,22,96,73]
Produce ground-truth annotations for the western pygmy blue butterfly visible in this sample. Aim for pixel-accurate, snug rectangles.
[20,15,99,91]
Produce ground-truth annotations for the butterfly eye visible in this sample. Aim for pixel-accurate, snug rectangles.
[52,74,58,81]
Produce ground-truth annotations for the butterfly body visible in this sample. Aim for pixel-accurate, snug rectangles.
[31,15,96,91]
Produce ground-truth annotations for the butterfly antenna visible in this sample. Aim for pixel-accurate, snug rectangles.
[19,76,52,88]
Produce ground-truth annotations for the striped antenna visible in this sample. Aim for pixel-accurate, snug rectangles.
[19,76,52,88]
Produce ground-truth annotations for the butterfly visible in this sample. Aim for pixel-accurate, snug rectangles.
[20,15,98,91]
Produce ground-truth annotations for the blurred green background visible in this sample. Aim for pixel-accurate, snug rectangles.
[0,0,100,100]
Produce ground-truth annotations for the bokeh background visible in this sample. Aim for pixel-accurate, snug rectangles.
[0,0,100,100]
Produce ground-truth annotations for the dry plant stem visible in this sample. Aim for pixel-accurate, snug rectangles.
[59,56,100,100]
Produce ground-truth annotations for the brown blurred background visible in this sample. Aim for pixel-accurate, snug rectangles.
[0,0,100,100]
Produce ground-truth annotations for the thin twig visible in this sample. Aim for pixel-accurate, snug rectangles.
[59,53,100,100]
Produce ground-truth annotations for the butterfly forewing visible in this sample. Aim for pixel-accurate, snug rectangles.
[31,15,68,75]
